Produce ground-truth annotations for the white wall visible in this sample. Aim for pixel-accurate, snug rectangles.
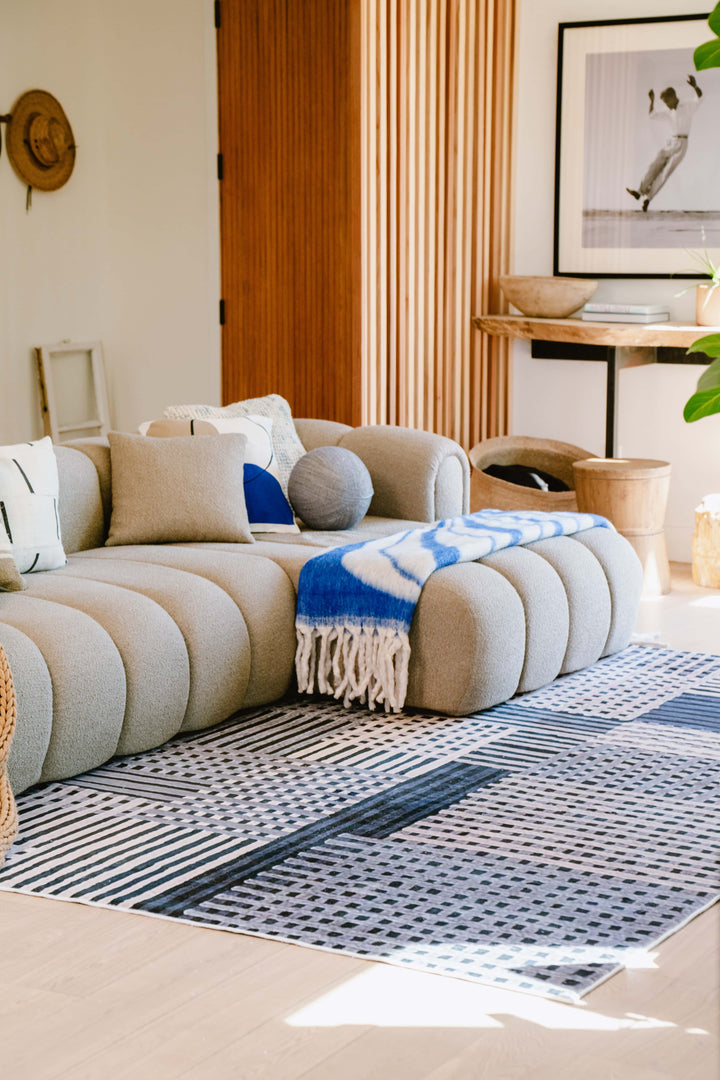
[513,0,719,561]
[0,0,220,445]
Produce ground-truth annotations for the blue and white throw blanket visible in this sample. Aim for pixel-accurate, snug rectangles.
[295,509,611,712]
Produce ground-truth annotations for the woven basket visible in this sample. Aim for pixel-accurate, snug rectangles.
[0,645,18,867]
[469,436,596,514]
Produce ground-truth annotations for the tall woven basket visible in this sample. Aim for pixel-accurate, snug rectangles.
[0,645,18,866]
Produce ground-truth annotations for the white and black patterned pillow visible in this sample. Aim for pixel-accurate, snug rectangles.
[0,437,66,573]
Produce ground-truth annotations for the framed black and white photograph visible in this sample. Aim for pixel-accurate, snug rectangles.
[554,14,720,278]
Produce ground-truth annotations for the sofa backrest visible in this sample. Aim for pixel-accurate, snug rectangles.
[294,417,352,450]
[54,439,111,553]
[52,420,469,553]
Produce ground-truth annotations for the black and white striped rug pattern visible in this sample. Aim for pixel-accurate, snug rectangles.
[1,645,719,1003]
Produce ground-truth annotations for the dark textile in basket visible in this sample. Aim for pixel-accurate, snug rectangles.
[483,463,570,493]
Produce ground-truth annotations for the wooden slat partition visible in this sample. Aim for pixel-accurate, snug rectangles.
[360,0,517,447]
[218,0,516,440]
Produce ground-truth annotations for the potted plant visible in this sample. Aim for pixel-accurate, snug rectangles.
[684,335,720,422]
[673,4,720,588]
[693,0,720,69]
[683,2,720,422]
[677,251,720,327]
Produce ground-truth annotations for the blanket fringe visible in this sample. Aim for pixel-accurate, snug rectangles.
[295,625,411,713]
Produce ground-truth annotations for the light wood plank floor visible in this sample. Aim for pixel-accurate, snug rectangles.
[0,564,717,1080]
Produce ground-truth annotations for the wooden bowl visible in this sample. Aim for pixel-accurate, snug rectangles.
[499,275,598,318]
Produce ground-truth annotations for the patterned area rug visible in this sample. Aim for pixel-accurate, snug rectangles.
[1,645,719,1004]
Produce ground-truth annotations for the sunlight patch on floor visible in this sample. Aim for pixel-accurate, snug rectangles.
[691,594,720,609]
[285,964,676,1031]
[374,942,660,973]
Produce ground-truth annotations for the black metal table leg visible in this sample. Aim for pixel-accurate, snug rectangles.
[604,346,617,459]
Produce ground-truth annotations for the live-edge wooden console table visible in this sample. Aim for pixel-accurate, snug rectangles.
[473,315,714,458]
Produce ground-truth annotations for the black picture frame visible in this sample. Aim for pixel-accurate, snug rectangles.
[553,13,720,279]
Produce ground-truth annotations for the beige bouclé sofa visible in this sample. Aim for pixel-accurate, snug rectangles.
[0,419,643,796]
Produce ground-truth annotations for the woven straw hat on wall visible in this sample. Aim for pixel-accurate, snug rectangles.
[5,89,76,192]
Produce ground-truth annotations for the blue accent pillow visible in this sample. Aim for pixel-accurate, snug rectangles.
[243,463,296,530]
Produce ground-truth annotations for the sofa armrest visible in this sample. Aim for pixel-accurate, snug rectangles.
[337,425,470,522]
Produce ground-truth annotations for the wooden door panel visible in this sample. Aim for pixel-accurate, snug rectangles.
[217,0,361,424]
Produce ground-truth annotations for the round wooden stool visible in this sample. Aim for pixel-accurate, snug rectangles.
[572,458,671,596]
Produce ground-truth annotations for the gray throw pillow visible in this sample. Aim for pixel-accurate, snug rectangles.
[288,446,374,530]
[106,432,254,546]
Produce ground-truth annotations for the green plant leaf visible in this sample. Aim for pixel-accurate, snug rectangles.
[687,333,720,357]
[697,356,720,392]
[694,39,720,69]
[683,387,720,422]
[709,1,720,36]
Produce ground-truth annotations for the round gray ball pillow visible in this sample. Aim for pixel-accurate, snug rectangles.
[288,446,374,530]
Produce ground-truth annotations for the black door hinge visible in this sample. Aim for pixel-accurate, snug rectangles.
[217,152,224,181]
[214,1,221,29]
[219,299,226,325]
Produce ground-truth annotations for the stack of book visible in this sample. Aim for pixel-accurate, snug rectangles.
[580,303,670,323]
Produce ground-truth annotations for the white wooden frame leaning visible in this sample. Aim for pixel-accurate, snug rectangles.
[35,341,111,444]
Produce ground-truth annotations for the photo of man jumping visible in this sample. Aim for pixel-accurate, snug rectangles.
[626,74,703,211]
